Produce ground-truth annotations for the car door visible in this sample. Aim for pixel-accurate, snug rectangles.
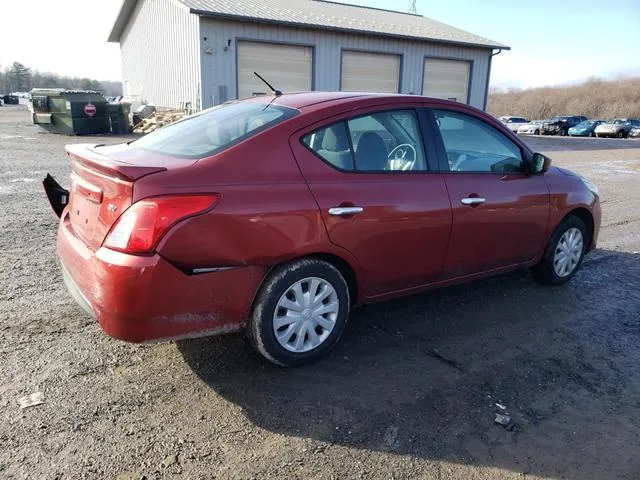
[428,107,550,278]
[290,105,452,298]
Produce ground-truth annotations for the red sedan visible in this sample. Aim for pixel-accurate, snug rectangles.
[45,92,601,366]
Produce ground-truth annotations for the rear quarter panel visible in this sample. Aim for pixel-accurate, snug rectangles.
[139,121,361,279]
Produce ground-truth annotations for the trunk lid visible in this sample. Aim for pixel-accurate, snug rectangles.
[65,143,172,250]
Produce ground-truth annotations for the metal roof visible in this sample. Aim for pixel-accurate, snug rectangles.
[109,0,509,50]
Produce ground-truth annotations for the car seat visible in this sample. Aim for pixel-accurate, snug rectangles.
[355,132,387,171]
[316,125,353,170]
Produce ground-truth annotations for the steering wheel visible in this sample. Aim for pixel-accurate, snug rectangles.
[387,143,417,171]
[450,153,468,171]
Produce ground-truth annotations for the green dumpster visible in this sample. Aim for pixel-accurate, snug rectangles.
[106,103,132,134]
[30,89,110,135]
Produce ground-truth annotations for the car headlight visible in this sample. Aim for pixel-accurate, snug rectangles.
[580,176,599,196]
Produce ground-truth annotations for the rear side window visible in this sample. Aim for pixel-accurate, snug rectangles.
[302,109,428,172]
[302,122,354,170]
[133,102,298,158]
[434,109,523,173]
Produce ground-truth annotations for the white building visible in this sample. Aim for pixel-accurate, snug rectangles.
[108,0,508,110]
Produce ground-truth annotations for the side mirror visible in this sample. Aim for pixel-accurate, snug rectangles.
[530,152,551,174]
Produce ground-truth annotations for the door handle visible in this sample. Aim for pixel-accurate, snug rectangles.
[461,197,486,206]
[328,206,364,216]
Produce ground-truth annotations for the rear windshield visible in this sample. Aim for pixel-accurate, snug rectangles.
[132,102,298,158]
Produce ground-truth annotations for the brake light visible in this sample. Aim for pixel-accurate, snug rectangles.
[103,194,219,253]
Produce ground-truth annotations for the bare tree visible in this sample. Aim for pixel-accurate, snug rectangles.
[488,77,640,119]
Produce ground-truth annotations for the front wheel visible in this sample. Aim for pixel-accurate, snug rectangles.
[533,216,588,285]
[248,258,350,366]
[617,130,625,139]
[589,131,595,137]
[534,129,540,135]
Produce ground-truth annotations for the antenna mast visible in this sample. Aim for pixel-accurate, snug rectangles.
[408,0,417,14]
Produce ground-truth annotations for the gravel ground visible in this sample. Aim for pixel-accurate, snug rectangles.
[1,105,639,480]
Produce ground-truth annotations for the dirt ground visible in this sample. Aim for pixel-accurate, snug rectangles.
[1,105,639,480]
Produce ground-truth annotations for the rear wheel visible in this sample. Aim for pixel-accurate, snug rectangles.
[248,258,350,366]
[617,130,625,139]
[533,215,588,285]
[534,129,540,135]
[589,131,595,137]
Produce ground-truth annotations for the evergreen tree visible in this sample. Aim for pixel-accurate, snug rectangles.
[8,62,32,91]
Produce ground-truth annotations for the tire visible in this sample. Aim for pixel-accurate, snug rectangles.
[617,130,625,139]
[534,129,540,135]
[533,215,588,285]
[589,131,595,137]
[247,258,350,367]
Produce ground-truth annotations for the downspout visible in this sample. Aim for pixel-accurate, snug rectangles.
[483,48,503,111]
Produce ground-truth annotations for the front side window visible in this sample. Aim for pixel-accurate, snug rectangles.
[302,109,428,172]
[133,102,298,158]
[433,109,524,173]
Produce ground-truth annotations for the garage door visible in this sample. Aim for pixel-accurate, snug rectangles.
[237,41,313,99]
[422,59,470,103]
[341,51,401,93]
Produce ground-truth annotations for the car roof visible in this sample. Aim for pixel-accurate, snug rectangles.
[238,91,446,110]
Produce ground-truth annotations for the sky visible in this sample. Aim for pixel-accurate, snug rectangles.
[0,0,638,89]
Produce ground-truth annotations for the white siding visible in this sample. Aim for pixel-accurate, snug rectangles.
[120,0,200,110]
[199,17,492,110]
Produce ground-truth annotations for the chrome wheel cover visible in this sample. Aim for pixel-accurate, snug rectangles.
[553,227,584,277]
[273,277,339,353]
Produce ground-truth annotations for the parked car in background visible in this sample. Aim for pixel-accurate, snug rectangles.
[542,116,588,136]
[629,126,640,138]
[517,120,545,135]
[595,119,640,138]
[44,92,601,366]
[499,116,530,133]
[568,120,604,137]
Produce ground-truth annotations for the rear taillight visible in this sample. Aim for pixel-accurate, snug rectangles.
[103,194,219,253]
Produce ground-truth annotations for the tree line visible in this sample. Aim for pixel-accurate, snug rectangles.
[488,76,640,120]
[0,62,122,97]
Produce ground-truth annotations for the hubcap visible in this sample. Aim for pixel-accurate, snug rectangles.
[553,227,584,277]
[273,277,339,353]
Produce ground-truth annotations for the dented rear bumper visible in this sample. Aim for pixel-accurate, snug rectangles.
[57,211,266,342]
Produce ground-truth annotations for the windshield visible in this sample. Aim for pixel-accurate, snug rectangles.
[575,121,594,128]
[550,116,568,122]
[607,119,625,125]
[132,102,298,158]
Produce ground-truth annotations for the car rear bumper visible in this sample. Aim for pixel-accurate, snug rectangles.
[57,211,266,342]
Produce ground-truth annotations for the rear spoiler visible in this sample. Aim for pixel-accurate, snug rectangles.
[66,144,166,181]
